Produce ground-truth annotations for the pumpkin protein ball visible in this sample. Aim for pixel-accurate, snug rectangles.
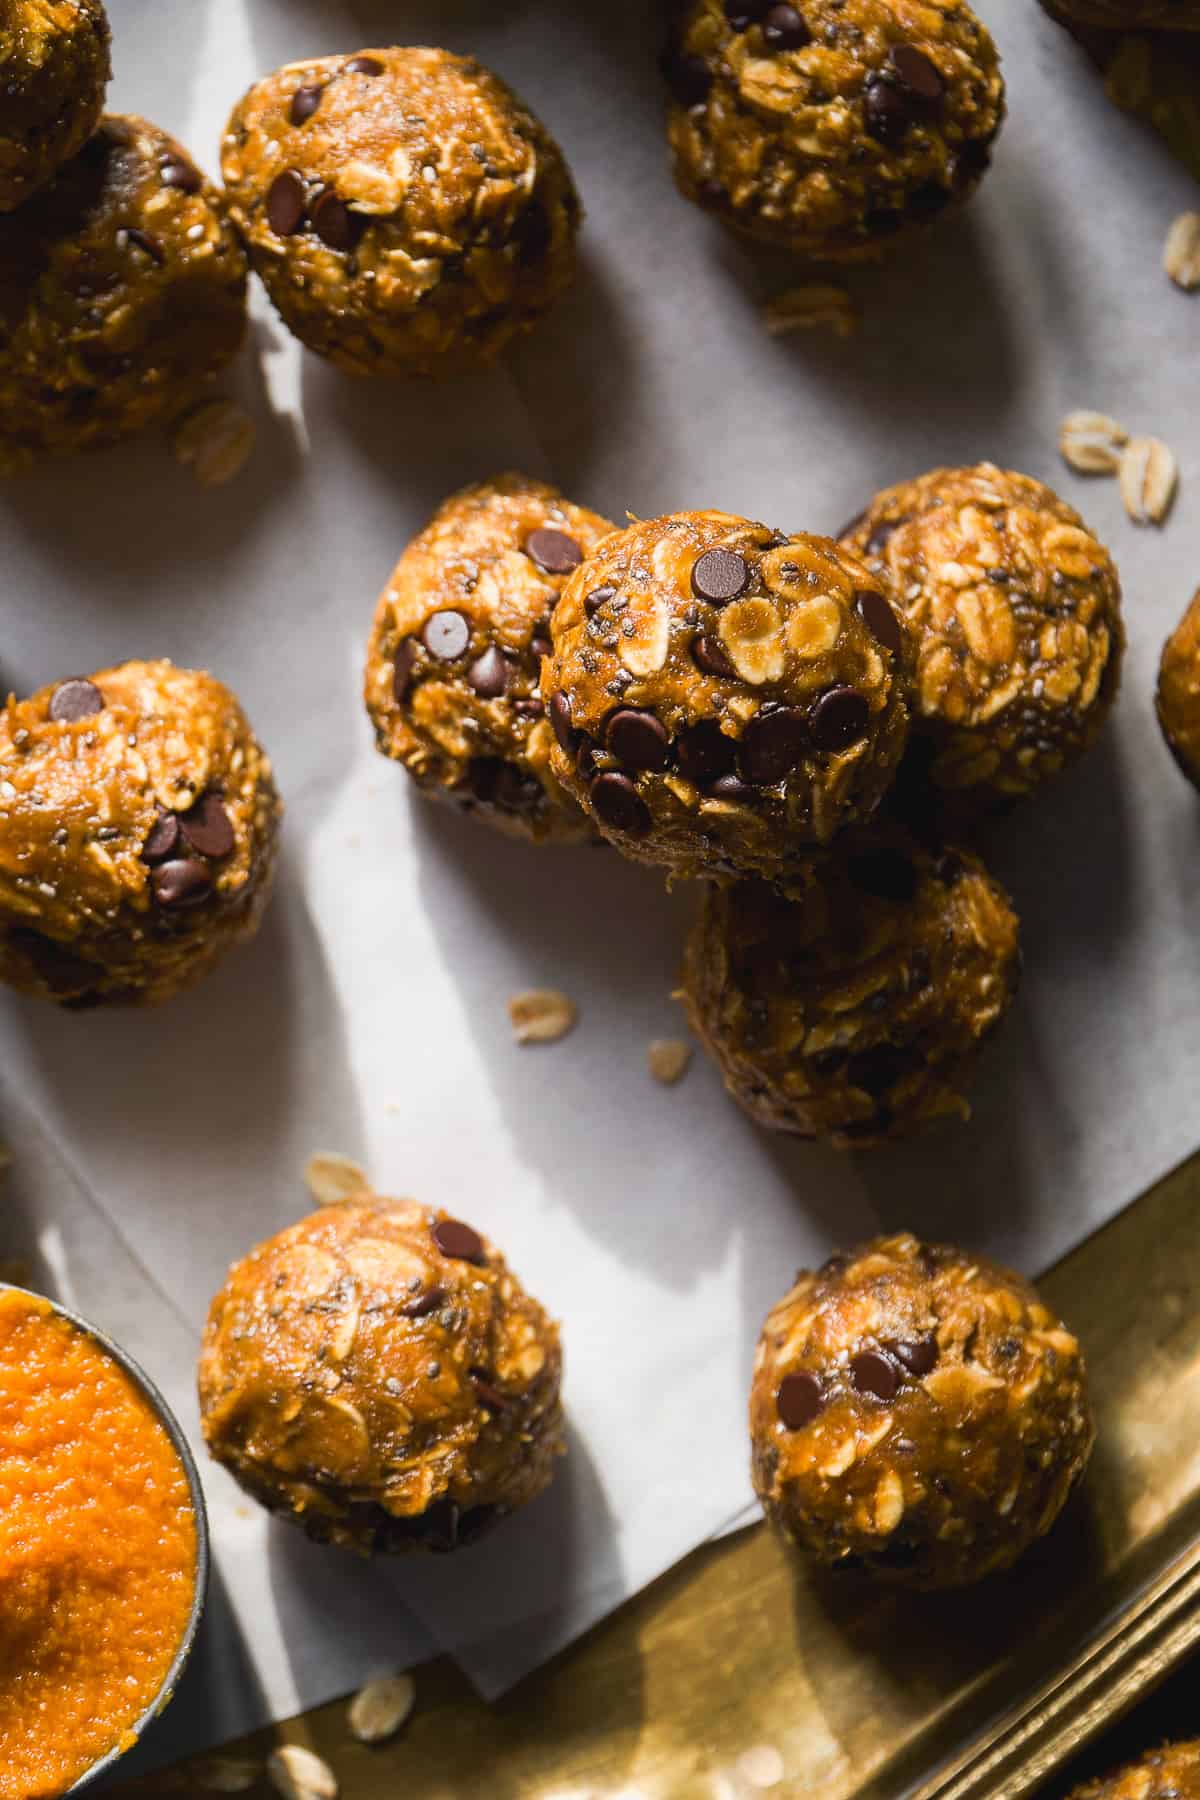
[1156,588,1200,789]
[1066,1744,1200,1800]
[750,1232,1094,1586]
[841,464,1124,804]
[0,113,247,475]
[0,0,110,212]
[0,660,281,1008]
[682,825,1019,1146]
[198,1195,564,1554]
[664,0,1005,262]
[364,473,614,843]
[541,511,915,883]
[220,46,581,377]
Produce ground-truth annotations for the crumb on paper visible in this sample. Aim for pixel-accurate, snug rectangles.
[508,989,577,1044]
[347,1672,416,1744]
[762,284,857,339]
[267,1744,337,1800]
[648,1038,692,1085]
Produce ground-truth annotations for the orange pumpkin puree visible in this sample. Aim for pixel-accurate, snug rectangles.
[0,1290,197,1798]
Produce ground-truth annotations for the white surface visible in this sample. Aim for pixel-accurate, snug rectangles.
[4,0,1200,1757]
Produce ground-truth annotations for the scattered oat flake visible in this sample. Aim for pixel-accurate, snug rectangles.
[172,399,256,488]
[1058,410,1128,476]
[508,989,577,1044]
[304,1151,369,1207]
[1119,435,1178,525]
[195,1757,261,1793]
[1164,211,1200,290]
[648,1038,692,1085]
[763,283,857,338]
[267,1744,337,1800]
[347,1672,416,1744]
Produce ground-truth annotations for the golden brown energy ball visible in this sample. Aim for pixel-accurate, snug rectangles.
[0,661,280,1008]
[541,511,915,884]
[1042,1,1200,25]
[750,1233,1094,1586]
[682,825,1019,1146]
[664,0,1005,262]
[0,0,110,211]
[198,1195,564,1554]
[1067,1744,1200,1800]
[364,473,614,843]
[220,46,581,377]
[842,465,1124,805]
[1156,588,1200,789]
[0,114,247,475]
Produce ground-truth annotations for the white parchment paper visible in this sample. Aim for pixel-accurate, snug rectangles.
[5,0,1200,1764]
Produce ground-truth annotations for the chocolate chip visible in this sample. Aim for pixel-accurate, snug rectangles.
[909,179,953,217]
[851,1349,899,1400]
[677,719,735,785]
[739,706,809,785]
[422,610,470,661]
[591,771,651,836]
[863,75,914,146]
[935,851,963,886]
[400,1284,444,1319]
[855,588,903,656]
[141,811,181,865]
[847,847,917,903]
[776,1371,823,1429]
[180,792,235,860]
[577,737,601,780]
[125,228,164,265]
[762,4,811,50]
[151,858,213,909]
[550,691,579,756]
[467,646,513,699]
[513,697,544,719]
[607,708,670,771]
[691,547,750,605]
[289,83,326,125]
[663,50,713,106]
[344,54,384,75]
[530,635,553,662]
[890,1335,938,1377]
[866,517,903,556]
[847,1043,914,1096]
[514,199,553,264]
[469,757,540,814]
[709,771,755,800]
[526,528,582,575]
[889,44,944,105]
[584,585,616,617]
[311,190,365,252]
[469,1369,512,1413]
[392,638,419,704]
[159,154,201,193]
[266,169,307,236]
[692,633,736,679]
[810,685,869,752]
[432,1218,486,1264]
[48,679,104,723]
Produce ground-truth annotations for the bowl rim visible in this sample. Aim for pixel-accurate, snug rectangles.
[0,1281,211,1794]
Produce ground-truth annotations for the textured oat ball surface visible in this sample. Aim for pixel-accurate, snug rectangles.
[221,46,580,376]
[750,1233,1094,1586]
[1156,588,1200,789]
[1068,1744,1200,1800]
[198,1195,564,1554]
[0,113,247,474]
[364,474,614,843]
[541,511,914,883]
[665,0,1005,261]
[842,464,1123,804]
[0,660,280,1007]
[0,0,110,211]
[682,826,1019,1146]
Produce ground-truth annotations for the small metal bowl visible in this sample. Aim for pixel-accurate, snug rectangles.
[0,1285,210,1794]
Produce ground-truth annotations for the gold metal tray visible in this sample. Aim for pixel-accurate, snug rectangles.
[123,1151,1200,1800]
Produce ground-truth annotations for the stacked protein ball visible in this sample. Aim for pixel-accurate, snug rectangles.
[367,463,1122,1155]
